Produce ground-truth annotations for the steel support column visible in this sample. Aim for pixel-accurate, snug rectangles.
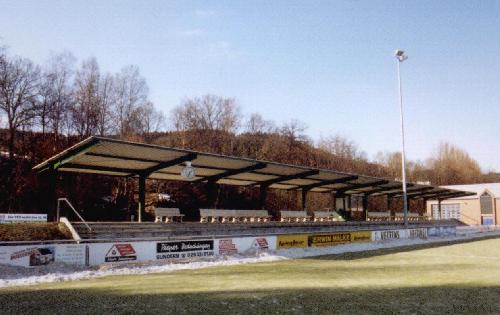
[301,189,309,211]
[207,181,218,208]
[438,199,442,220]
[259,185,268,209]
[138,175,146,222]
[362,195,369,221]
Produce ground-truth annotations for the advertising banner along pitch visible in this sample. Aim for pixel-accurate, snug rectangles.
[156,240,214,260]
[308,231,372,247]
[276,234,309,249]
[215,236,277,255]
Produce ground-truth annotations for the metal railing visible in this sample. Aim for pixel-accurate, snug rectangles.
[57,198,92,232]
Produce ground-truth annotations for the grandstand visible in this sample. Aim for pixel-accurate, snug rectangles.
[32,136,475,241]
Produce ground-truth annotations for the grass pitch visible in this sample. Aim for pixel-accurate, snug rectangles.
[1,237,500,314]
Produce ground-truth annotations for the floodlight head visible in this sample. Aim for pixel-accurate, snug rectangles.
[394,49,408,62]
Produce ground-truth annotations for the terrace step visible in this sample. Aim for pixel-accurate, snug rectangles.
[69,220,455,241]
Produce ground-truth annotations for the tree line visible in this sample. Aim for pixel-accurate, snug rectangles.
[1,45,497,216]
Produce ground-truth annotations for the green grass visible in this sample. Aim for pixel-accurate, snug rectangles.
[1,237,500,314]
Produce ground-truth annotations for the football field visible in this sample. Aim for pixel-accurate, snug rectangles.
[1,237,499,314]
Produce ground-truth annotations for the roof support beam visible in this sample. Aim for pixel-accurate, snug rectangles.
[434,192,475,200]
[293,175,359,191]
[254,170,319,187]
[412,191,464,200]
[363,184,413,195]
[61,163,138,175]
[195,162,267,183]
[394,189,449,199]
[141,153,197,177]
[383,186,434,197]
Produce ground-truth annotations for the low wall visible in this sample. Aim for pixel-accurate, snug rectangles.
[0,226,454,268]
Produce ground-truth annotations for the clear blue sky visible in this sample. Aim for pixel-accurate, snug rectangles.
[1,0,499,171]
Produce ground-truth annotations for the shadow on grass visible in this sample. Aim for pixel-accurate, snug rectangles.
[0,285,499,314]
[308,234,500,261]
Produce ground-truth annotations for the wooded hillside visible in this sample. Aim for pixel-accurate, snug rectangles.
[1,46,497,219]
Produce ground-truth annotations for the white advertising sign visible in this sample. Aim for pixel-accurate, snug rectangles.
[156,239,215,261]
[0,213,47,224]
[87,241,156,265]
[427,226,456,237]
[215,236,277,256]
[0,244,86,267]
[372,228,427,241]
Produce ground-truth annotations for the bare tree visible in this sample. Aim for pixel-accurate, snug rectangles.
[37,52,75,142]
[245,113,275,134]
[172,95,240,132]
[137,101,164,139]
[427,142,482,184]
[96,73,114,136]
[280,119,309,144]
[0,55,40,157]
[71,58,101,137]
[318,135,364,160]
[112,65,148,137]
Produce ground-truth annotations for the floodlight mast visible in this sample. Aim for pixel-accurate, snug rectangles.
[395,49,409,226]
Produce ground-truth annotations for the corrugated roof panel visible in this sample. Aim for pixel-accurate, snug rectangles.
[156,165,223,177]
[91,141,186,161]
[193,155,254,170]
[149,173,199,181]
[269,183,297,190]
[280,178,321,186]
[226,172,277,182]
[308,171,352,181]
[70,154,157,170]
[217,178,255,186]
[259,164,306,176]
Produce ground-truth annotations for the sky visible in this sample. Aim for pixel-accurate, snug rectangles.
[1,0,499,171]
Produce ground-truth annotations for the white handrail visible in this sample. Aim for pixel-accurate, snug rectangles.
[57,198,92,232]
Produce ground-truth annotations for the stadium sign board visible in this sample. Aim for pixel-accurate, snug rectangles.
[308,231,372,247]
[0,244,86,267]
[0,213,47,224]
[276,234,309,249]
[372,228,427,241]
[0,226,455,268]
[215,236,276,255]
[156,240,214,260]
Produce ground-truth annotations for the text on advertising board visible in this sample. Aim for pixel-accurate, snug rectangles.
[156,240,214,260]
[105,244,137,262]
[309,231,372,247]
[277,234,309,249]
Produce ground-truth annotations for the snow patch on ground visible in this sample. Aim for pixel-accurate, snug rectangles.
[1,227,499,288]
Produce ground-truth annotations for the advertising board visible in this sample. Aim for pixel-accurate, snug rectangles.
[0,213,47,224]
[276,234,309,249]
[156,240,214,260]
[88,241,155,265]
[427,226,456,237]
[215,236,277,255]
[0,244,86,267]
[308,231,372,247]
[372,228,427,241]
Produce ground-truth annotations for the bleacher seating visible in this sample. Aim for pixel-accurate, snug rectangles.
[280,210,311,223]
[366,211,392,221]
[313,211,343,222]
[154,207,184,223]
[395,212,429,221]
[199,209,271,223]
